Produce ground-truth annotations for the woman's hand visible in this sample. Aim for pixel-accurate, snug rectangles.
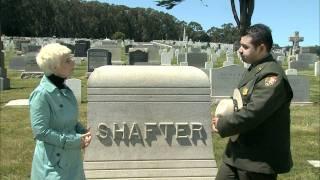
[80,130,92,149]
[211,116,219,133]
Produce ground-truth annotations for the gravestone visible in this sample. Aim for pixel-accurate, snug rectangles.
[289,31,304,55]
[315,61,320,76]
[129,49,148,65]
[60,42,75,54]
[205,61,213,69]
[85,66,217,179]
[125,45,133,54]
[14,39,30,51]
[9,56,26,71]
[211,65,245,97]
[105,47,121,65]
[0,36,10,90]
[189,47,201,53]
[187,53,208,68]
[161,51,171,65]
[87,49,112,72]
[65,78,81,104]
[296,53,318,64]
[147,46,161,65]
[177,53,187,64]
[24,53,41,72]
[74,40,90,57]
[21,53,43,79]
[285,68,298,76]
[223,61,234,67]
[289,60,310,70]
[22,44,41,53]
[180,62,188,66]
[226,52,234,63]
[277,56,285,64]
[287,75,310,102]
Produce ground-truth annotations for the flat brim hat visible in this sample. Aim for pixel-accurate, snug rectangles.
[215,88,243,141]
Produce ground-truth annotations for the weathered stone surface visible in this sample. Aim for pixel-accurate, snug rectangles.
[85,66,216,179]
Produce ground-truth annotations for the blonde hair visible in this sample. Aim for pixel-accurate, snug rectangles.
[36,43,72,75]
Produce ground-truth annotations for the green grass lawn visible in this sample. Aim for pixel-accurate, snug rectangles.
[0,50,319,179]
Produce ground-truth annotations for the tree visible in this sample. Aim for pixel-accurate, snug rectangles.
[112,32,125,40]
[156,0,254,35]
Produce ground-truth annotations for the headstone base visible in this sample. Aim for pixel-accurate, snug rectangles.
[0,77,10,90]
[20,72,44,79]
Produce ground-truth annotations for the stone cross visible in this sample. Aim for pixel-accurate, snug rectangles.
[289,31,304,55]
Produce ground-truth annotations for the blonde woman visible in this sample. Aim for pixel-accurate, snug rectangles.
[29,43,91,179]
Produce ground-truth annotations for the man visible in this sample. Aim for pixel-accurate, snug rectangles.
[212,24,293,180]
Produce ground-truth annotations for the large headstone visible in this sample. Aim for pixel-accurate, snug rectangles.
[65,78,81,104]
[211,65,245,97]
[147,46,161,65]
[85,66,217,179]
[99,47,122,65]
[129,49,148,65]
[289,60,311,70]
[0,36,10,90]
[9,56,27,71]
[296,53,318,64]
[87,49,111,72]
[287,75,310,102]
[187,53,208,68]
[74,40,90,57]
[160,50,172,65]
[20,53,43,79]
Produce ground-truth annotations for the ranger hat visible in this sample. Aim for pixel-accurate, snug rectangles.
[215,88,243,141]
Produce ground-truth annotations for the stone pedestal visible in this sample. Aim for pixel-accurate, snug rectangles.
[0,38,10,90]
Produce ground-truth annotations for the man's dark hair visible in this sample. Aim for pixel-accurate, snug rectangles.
[243,24,273,52]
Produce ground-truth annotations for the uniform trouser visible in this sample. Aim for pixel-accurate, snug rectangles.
[216,162,278,180]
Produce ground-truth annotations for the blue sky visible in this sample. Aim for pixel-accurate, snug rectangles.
[98,0,319,47]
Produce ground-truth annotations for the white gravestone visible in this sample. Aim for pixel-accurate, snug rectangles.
[85,66,217,179]
[277,56,285,64]
[285,69,298,76]
[315,61,320,76]
[65,78,81,104]
[223,60,234,67]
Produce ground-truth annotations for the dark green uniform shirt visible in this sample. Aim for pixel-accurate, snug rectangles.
[217,54,293,174]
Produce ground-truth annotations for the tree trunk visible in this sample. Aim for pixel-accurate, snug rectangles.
[230,0,254,35]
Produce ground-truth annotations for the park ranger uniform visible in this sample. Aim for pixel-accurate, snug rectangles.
[216,54,293,178]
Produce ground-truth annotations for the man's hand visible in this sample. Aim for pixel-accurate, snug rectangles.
[211,116,219,133]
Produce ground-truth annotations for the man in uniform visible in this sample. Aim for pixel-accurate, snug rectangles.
[212,24,293,180]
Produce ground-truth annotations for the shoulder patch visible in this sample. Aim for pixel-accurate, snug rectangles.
[264,75,278,86]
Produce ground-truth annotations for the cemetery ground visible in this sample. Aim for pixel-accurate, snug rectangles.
[0,50,319,180]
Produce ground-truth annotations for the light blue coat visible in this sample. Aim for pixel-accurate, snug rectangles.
[29,76,86,180]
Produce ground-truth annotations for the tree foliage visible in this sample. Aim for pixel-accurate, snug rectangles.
[0,0,239,43]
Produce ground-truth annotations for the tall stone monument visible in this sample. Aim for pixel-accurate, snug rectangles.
[85,66,217,179]
[0,28,10,90]
[289,31,304,55]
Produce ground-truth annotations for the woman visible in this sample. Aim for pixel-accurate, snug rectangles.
[29,43,91,180]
